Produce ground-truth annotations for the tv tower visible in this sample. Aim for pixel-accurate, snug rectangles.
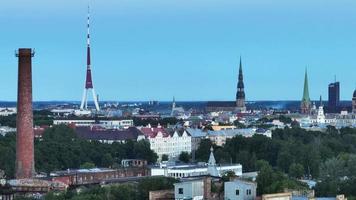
[80,6,100,111]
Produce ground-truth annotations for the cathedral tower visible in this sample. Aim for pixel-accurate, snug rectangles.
[236,57,246,112]
[300,69,311,114]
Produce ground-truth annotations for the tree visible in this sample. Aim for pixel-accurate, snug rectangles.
[80,162,95,169]
[256,160,274,195]
[101,153,114,167]
[289,163,304,179]
[161,154,169,161]
[195,139,213,162]
[179,152,190,163]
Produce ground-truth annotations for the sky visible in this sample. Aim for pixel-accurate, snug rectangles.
[0,0,356,101]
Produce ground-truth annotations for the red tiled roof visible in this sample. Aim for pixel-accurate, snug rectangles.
[139,127,170,138]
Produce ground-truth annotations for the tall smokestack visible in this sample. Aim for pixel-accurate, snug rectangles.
[15,48,35,179]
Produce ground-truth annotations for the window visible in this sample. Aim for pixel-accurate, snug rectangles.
[179,188,184,194]
[236,189,240,195]
[246,189,251,195]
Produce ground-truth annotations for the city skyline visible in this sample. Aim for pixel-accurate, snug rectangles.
[1,0,356,101]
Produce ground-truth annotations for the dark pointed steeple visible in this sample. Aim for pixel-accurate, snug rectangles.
[236,57,246,112]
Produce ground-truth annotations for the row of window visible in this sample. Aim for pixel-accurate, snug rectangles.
[235,189,252,196]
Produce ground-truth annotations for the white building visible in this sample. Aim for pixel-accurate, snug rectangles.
[207,128,272,146]
[53,119,133,129]
[151,147,242,179]
[174,179,204,200]
[316,104,326,124]
[148,130,191,160]
[0,126,16,136]
[225,179,257,200]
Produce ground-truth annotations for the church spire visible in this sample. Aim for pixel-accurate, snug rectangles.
[302,69,310,102]
[300,68,311,114]
[236,56,246,112]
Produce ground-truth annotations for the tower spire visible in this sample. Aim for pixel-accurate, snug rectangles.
[300,68,311,114]
[236,56,246,112]
[80,5,100,112]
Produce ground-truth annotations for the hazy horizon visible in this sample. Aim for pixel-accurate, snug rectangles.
[1,0,356,101]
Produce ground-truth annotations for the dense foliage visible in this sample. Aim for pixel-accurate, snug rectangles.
[0,110,54,128]
[0,125,158,178]
[196,126,356,196]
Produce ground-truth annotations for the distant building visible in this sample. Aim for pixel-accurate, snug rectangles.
[0,126,16,136]
[49,167,149,187]
[206,128,271,146]
[316,96,326,124]
[174,176,213,200]
[185,128,207,152]
[53,118,133,129]
[262,192,292,200]
[206,57,247,113]
[0,107,16,116]
[352,89,356,113]
[206,101,237,112]
[236,57,246,112]
[300,70,311,114]
[75,126,143,144]
[139,125,192,160]
[171,96,185,117]
[328,81,340,113]
[224,179,257,200]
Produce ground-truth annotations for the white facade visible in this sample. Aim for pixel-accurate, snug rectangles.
[151,163,243,179]
[174,180,204,200]
[151,149,242,179]
[53,119,133,129]
[149,131,191,160]
[225,179,257,200]
[316,106,326,124]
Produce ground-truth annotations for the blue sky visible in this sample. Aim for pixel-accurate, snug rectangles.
[1,0,356,101]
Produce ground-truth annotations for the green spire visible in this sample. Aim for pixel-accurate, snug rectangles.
[302,69,310,102]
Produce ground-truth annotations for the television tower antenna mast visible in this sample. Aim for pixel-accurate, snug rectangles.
[80,5,100,111]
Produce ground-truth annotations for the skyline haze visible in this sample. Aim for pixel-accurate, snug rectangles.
[1,0,356,101]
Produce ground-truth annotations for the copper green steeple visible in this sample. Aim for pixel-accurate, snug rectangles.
[302,69,310,102]
[301,69,311,114]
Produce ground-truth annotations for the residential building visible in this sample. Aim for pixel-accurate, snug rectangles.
[224,179,257,200]
[185,128,207,151]
[75,126,143,144]
[174,177,213,200]
[174,179,204,200]
[139,125,191,160]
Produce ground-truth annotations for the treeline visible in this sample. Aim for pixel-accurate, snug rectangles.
[0,110,54,128]
[0,125,158,178]
[195,126,356,196]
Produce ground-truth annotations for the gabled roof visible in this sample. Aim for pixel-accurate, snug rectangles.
[139,126,170,138]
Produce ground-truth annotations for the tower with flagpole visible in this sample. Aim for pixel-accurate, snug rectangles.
[80,6,100,111]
